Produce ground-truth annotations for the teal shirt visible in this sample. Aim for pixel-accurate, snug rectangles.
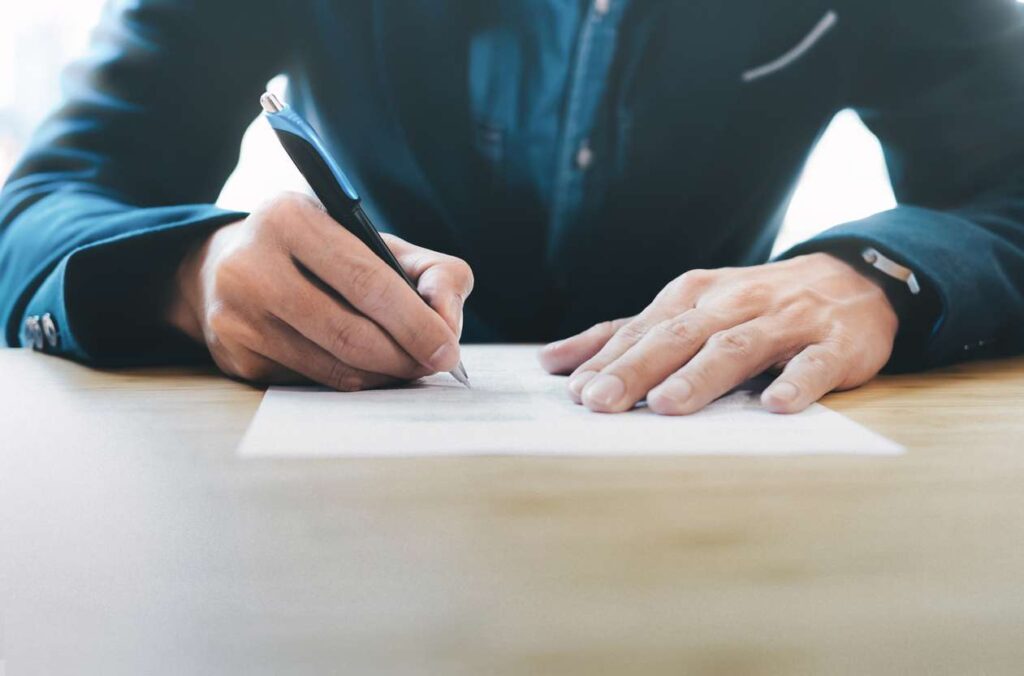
[2,1,1024,367]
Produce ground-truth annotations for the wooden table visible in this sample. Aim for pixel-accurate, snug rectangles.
[2,348,1023,675]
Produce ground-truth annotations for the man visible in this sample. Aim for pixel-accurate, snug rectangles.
[2,1,1023,416]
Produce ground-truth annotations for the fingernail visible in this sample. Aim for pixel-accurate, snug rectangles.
[428,343,456,370]
[582,374,626,409]
[765,382,799,405]
[567,370,597,400]
[649,379,693,412]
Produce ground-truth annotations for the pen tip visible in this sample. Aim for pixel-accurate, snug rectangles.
[452,362,471,388]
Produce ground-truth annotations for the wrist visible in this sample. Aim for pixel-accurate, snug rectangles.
[812,248,940,371]
[163,228,216,343]
[817,250,909,320]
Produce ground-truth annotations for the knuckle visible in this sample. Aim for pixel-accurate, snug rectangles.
[782,287,835,320]
[784,295,818,323]
[204,303,236,338]
[209,348,236,376]
[825,327,857,353]
[615,320,650,345]
[258,192,319,238]
[267,191,317,217]
[329,318,366,356]
[347,261,393,312]
[402,324,431,357]
[438,255,473,290]
[212,254,248,296]
[590,320,620,337]
[708,328,756,358]
[800,350,833,373]
[803,347,850,384]
[660,269,709,301]
[327,361,363,392]
[794,285,831,307]
[679,268,712,289]
[678,366,712,395]
[396,361,430,381]
[457,260,475,294]
[204,305,261,351]
[234,355,272,383]
[659,268,716,301]
[680,268,713,287]
[654,315,700,345]
[729,282,772,308]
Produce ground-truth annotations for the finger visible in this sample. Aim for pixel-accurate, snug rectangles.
[538,318,632,375]
[227,346,309,385]
[564,313,673,402]
[251,317,400,392]
[268,263,429,380]
[384,234,474,337]
[286,204,461,372]
[208,335,291,386]
[416,266,471,338]
[646,317,808,416]
[576,309,731,413]
[564,273,716,399]
[761,343,849,414]
[207,324,312,386]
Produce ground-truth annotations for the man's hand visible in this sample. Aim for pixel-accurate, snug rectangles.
[165,192,473,390]
[539,253,898,415]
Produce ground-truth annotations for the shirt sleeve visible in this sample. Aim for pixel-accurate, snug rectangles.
[777,0,1024,371]
[0,0,289,365]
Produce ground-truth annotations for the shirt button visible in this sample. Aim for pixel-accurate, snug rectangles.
[41,313,60,350]
[575,141,594,170]
[24,315,44,351]
[594,0,611,16]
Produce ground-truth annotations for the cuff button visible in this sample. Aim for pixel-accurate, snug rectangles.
[24,315,44,351]
[41,313,60,350]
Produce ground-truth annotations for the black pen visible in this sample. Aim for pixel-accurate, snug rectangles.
[260,92,470,387]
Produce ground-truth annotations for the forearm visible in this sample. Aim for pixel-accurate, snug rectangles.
[0,186,245,363]
[0,0,291,360]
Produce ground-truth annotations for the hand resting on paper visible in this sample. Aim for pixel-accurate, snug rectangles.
[539,253,898,416]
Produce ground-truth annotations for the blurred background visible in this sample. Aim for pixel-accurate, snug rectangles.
[0,0,899,256]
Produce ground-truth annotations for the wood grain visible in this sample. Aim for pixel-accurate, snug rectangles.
[2,349,1023,676]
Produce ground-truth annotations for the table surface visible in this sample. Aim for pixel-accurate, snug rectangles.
[3,348,1024,676]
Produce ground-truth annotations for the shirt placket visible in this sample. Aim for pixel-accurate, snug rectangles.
[548,0,628,260]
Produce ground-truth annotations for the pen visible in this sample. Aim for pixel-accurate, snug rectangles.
[260,92,470,388]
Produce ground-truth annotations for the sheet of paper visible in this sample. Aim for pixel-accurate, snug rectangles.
[238,345,903,457]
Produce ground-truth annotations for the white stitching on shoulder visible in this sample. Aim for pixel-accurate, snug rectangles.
[742,10,838,83]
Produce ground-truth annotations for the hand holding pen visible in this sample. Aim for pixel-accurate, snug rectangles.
[161,97,473,390]
[260,92,470,386]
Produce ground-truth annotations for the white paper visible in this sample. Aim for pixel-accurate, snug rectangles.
[238,345,903,457]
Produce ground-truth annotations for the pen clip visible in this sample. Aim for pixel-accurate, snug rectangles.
[259,92,361,203]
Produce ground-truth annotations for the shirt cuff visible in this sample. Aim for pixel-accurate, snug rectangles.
[775,215,945,372]
[16,208,245,366]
